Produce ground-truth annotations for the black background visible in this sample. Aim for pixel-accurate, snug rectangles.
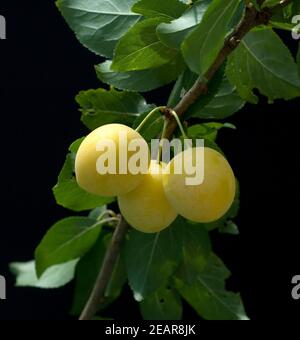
[0,0,299,321]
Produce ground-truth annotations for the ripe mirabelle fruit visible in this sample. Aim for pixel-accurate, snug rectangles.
[163,147,236,223]
[75,124,150,197]
[118,161,178,233]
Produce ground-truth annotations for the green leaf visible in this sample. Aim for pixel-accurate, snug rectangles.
[132,0,187,20]
[69,137,85,154]
[71,234,126,315]
[56,0,140,58]
[182,0,242,75]
[140,286,182,320]
[88,206,107,220]
[188,122,236,142]
[76,88,152,130]
[175,217,212,281]
[262,0,281,7]
[125,222,182,301]
[168,67,244,119]
[298,44,300,77]
[10,260,78,289]
[96,59,185,92]
[175,254,249,320]
[111,18,182,72]
[157,0,211,49]
[269,2,300,31]
[53,151,114,212]
[190,75,245,119]
[167,69,198,107]
[132,111,164,142]
[35,217,104,277]
[219,221,240,235]
[226,28,300,104]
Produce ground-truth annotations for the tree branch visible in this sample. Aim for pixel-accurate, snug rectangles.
[79,216,129,321]
[164,0,289,138]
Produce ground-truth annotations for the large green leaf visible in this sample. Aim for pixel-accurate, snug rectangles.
[76,88,152,130]
[53,140,114,212]
[226,28,300,103]
[10,260,78,289]
[56,0,140,58]
[132,0,187,20]
[71,234,127,315]
[125,222,182,301]
[175,254,249,320]
[111,18,181,72]
[157,0,211,49]
[96,59,185,92]
[182,0,242,75]
[35,217,104,277]
[140,286,182,320]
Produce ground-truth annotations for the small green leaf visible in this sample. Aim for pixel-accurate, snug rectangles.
[96,59,185,92]
[125,222,182,301]
[182,0,243,75]
[76,88,152,130]
[71,234,127,315]
[175,254,249,320]
[226,28,300,103]
[140,286,182,320]
[157,0,211,49]
[219,221,240,235]
[112,18,181,72]
[35,217,104,277]
[188,122,236,142]
[56,0,140,58]
[132,0,187,20]
[10,260,78,289]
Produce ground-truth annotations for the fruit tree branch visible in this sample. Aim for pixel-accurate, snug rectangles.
[164,0,289,138]
[79,216,129,321]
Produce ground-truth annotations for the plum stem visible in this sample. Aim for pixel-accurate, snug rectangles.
[135,106,166,133]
